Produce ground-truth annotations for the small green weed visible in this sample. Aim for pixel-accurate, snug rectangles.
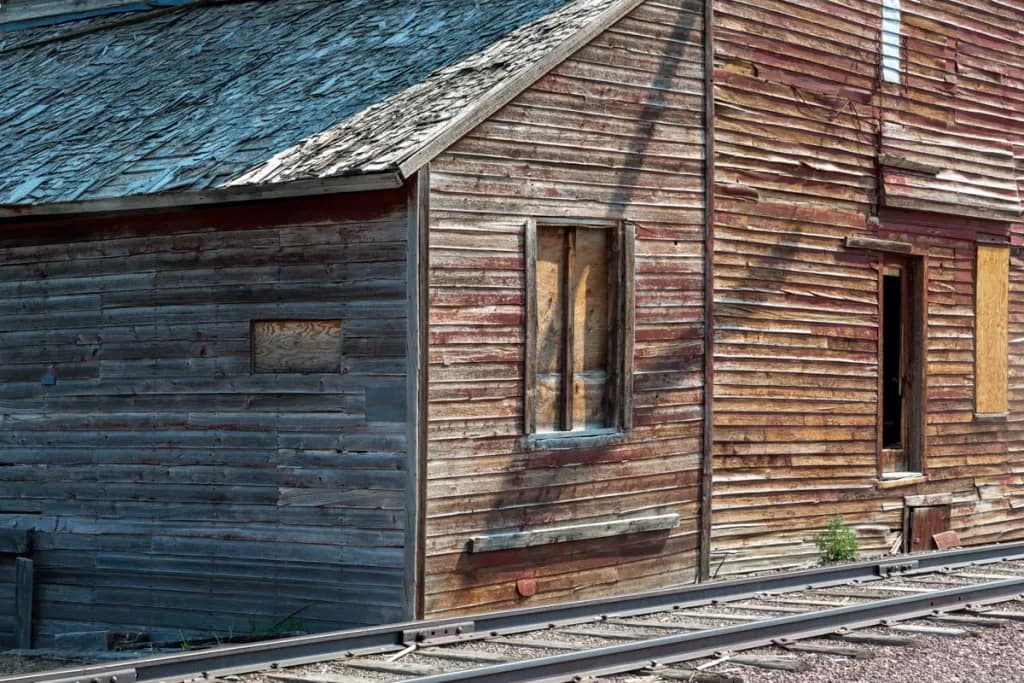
[814,516,859,564]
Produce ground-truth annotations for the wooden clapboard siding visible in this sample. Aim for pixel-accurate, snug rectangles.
[710,0,1024,575]
[0,190,413,645]
[424,0,706,616]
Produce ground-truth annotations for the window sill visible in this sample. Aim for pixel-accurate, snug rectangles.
[525,429,625,451]
[974,411,1008,422]
[876,472,927,489]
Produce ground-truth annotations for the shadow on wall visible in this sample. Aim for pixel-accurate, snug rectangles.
[454,0,703,606]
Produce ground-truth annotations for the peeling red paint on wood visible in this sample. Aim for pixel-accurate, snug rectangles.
[423,0,707,617]
[710,0,1024,576]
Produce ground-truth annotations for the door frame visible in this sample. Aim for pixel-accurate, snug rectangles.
[876,253,928,478]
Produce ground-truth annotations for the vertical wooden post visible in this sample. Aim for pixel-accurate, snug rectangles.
[561,229,576,432]
[524,219,538,436]
[698,0,717,582]
[14,557,32,649]
[406,165,430,620]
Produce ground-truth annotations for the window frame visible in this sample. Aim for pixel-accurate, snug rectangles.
[881,0,903,84]
[523,218,635,446]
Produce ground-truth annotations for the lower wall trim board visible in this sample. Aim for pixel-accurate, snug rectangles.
[469,513,681,553]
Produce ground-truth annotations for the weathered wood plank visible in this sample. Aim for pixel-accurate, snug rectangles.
[0,191,413,644]
[469,513,680,552]
[14,558,32,650]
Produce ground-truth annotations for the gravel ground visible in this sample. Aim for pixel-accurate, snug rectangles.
[729,621,1024,683]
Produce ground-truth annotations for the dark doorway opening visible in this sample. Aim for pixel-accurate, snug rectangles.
[882,271,903,448]
[879,256,925,475]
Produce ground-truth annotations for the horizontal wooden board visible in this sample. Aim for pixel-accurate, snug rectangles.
[0,190,413,644]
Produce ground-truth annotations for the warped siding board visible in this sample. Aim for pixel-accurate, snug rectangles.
[0,190,413,644]
[711,0,1024,576]
[424,0,706,616]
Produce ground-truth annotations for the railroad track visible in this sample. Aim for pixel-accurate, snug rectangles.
[11,541,1024,683]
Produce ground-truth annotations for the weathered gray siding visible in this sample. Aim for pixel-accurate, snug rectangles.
[0,191,412,645]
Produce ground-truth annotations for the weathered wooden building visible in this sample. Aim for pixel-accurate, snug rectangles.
[0,0,1022,649]
[0,0,706,645]
[707,0,1024,577]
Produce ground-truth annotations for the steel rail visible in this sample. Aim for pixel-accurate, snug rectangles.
[9,540,1024,683]
[409,575,1024,683]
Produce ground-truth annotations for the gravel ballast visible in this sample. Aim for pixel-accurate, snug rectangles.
[737,620,1024,683]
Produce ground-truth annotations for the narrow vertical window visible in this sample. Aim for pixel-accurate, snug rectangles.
[881,0,902,83]
[525,220,634,438]
[975,245,1009,416]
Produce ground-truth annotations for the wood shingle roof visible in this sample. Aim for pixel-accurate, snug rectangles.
[0,0,626,209]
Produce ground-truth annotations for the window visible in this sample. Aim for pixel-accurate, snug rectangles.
[524,220,634,438]
[251,320,342,373]
[975,245,1009,416]
[881,0,902,83]
[879,255,926,475]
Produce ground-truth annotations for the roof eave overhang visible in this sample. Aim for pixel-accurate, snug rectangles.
[0,170,405,219]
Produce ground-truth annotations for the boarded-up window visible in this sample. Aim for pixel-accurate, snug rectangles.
[975,245,1009,415]
[526,220,634,435]
[252,320,342,374]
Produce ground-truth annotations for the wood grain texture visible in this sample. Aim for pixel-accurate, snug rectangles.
[14,557,32,649]
[469,512,680,552]
[0,190,413,645]
[425,0,706,616]
[975,246,1008,415]
[709,0,1024,575]
[252,320,342,374]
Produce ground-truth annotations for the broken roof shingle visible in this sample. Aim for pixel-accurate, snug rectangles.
[0,0,617,208]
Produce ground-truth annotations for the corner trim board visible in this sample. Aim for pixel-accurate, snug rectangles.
[405,165,430,620]
[698,0,716,582]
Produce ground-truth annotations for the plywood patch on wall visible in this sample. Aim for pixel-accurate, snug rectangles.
[252,320,343,374]
[976,246,1009,415]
